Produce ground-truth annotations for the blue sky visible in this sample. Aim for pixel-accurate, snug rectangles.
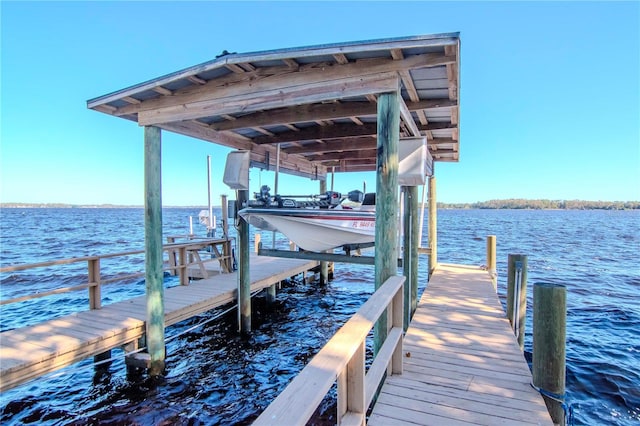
[1,1,638,205]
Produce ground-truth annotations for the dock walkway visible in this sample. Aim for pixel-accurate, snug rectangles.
[369,263,552,425]
[0,255,318,392]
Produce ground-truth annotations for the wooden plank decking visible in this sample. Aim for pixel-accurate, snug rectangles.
[369,263,552,426]
[0,255,318,392]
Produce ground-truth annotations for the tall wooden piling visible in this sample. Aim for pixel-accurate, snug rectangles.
[237,190,251,333]
[507,254,528,350]
[533,282,567,425]
[375,89,399,354]
[427,176,437,277]
[319,179,329,285]
[144,125,165,376]
[486,235,497,290]
[221,194,229,239]
[403,185,419,329]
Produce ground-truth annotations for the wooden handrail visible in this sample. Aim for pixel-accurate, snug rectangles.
[0,238,229,273]
[0,238,232,308]
[254,275,405,426]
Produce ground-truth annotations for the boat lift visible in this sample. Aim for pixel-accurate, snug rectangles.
[222,137,432,267]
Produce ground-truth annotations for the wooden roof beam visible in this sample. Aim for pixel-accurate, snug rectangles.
[249,146,327,180]
[445,45,459,101]
[211,99,456,131]
[282,58,299,69]
[254,123,377,145]
[428,137,458,149]
[282,137,376,154]
[116,52,453,117]
[187,75,207,85]
[399,96,421,137]
[333,53,349,64]
[123,96,141,105]
[137,72,400,126]
[159,121,324,179]
[254,122,455,145]
[158,121,253,150]
[305,148,377,161]
[152,86,172,96]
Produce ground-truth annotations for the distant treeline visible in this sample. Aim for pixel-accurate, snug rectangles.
[2,199,639,210]
[439,199,640,210]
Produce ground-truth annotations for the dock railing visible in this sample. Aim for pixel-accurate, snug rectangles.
[0,238,232,311]
[254,275,405,426]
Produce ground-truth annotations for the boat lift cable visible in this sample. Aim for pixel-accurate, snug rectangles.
[40,290,263,381]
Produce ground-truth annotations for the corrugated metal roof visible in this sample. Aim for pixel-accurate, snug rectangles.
[87,33,461,179]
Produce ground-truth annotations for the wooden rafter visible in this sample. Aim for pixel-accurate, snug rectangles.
[116,53,453,116]
[305,148,377,162]
[152,86,172,96]
[87,34,461,175]
[137,72,400,126]
[253,122,454,145]
[282,137,376,154]
[210,99,456,132]
[123,96,141,104]
[399,96,421,137]
[187,75,207,85]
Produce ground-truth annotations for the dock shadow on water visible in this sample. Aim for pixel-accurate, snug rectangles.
[0,276,374,425]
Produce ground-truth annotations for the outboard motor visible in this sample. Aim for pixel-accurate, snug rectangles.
[254,185,272,206]
[347,190,364,203]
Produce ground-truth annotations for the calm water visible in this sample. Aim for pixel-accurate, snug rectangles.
[0,207,638,425]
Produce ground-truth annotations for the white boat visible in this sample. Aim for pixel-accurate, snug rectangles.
[238,187,375,252]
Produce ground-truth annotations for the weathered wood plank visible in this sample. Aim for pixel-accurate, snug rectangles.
[368,264,552,426]
[253,276,404,425]
[371,401,483,426]
[117,54,452,117]
[138,72,400,126]
[0,256,318,392]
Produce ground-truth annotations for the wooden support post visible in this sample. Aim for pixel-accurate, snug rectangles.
[258,234,277,304]
[93,349,112,372]
[402,186,418,329]
[90,256,109,368]
[507,254,528,350]
[88,258,101,310]
[533,283,567,425]
[408,186,418,318]
[254,233,261,253]
[348,341,366,423]
[375,89,400,356]
[337,341,366,425]
[166,236,178,276]
[178,247,188,285]
[391,281,404,375]
[427,176,437,278]
[220,194,232,271]
[89,257,111,374]
[487,235,497,290]
[401,186,407,330]
[237,190,251,334]
[319,179,329,285]
[144,125,165,377]
[266,283,277,304]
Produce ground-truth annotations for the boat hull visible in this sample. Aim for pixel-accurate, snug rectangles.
[239,208,375,252]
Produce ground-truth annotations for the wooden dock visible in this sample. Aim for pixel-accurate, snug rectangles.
[369,263,552,426]
[0,255,318,392]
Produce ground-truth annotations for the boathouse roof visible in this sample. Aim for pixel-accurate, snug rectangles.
[87,33,460,180]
